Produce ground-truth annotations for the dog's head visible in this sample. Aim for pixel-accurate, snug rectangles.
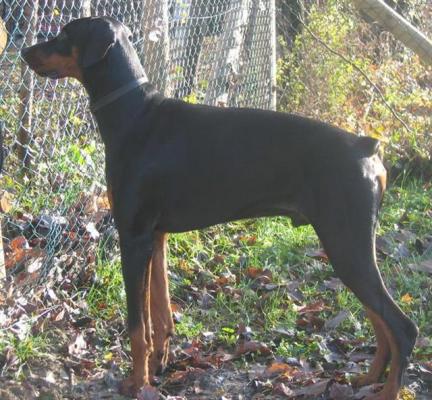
[21,16,133,81]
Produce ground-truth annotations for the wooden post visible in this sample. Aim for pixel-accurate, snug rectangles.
[0,121,4,280]
[1,18,7,280]
[353,0,432,65]
[82,0,91,17]
[142,0,170,95]
[18,0,39,176]
[269,0,277,111]
[172,0,207,99]
[204,0,251,106]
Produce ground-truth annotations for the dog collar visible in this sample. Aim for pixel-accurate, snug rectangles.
[90,76,148,113]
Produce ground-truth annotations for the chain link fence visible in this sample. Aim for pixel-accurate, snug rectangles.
[0,0,431,284]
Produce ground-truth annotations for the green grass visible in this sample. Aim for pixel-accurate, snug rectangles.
[3,177,427,373]
[82,177,432,358]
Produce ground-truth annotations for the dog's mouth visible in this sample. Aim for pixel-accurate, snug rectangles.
[25,62,62,79]
[36,68,62,79]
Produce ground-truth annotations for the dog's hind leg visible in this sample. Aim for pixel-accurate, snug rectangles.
[310,177,417,400]
[351,307,391,387]
[149,232,174,377]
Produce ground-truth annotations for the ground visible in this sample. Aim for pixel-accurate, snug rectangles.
[0,177,431,399]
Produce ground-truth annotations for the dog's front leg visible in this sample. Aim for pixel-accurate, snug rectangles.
[118,232,154,397]
[149,232,174,376]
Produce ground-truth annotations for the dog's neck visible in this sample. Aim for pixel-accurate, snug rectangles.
[82,43,146,102]
[81,44,155,144]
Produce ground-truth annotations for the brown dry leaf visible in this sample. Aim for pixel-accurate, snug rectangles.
[5,236,29,269]
[10,236,28,251]
[0,191,13,213]
[242,235,257,245]
[246,267,263,279]
[261,362,298,379]
[167,368,205,385]
[53,308,66,322]
[96,191,111,210]
[305,248,329,261]
[235,340,271,356]
[171,303,182,313]
[295,300,329,315]
[216,271,236,286]
[6,246,44,270]
[15,270,40,286]
[296,314,325,331]
[246,267,273,283]
[293,379,330,397]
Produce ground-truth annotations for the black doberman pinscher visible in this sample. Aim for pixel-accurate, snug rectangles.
[22,17,417,399]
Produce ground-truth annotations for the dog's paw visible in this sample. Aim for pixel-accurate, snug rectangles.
[149,349,169,377]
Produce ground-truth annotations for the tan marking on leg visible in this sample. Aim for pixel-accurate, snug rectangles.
[352,307,391,387]
[375,155,387,202]
[149,232,174,376]
[363,309,402,400]
[142,253,153,377]
[119,322,153,396]
[107,185,114,211]
[119,255,153,397]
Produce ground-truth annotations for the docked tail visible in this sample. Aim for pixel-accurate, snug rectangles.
[356,136,380,157]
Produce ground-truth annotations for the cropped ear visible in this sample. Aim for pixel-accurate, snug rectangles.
[81,19,116,68]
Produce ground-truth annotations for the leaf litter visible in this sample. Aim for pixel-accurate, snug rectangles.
[0,187,430,399]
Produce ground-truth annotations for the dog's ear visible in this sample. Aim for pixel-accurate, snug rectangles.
[81,19,116,68]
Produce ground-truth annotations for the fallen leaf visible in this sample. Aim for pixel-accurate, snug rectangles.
[306,248,328,261]
[10,236,28,250]
[408,259,432,274]
[235,340,271,356]
[0,191,13,212]
[296,314,325,330]
[246,267,273,284]
[293,379,330,397]
[167,368,205,384]
[273,382,295,396]
[260,362,298,379]
[324,310,349,330]
[96,191,111,210]
[295,300,329,314]
[400,293,413,304]
[68,333,87,356]
[85,222,100,240]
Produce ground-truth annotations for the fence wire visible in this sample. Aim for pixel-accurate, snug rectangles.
[0,0,431,285]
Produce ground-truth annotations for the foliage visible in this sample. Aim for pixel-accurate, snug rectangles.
[277,0,432,168]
